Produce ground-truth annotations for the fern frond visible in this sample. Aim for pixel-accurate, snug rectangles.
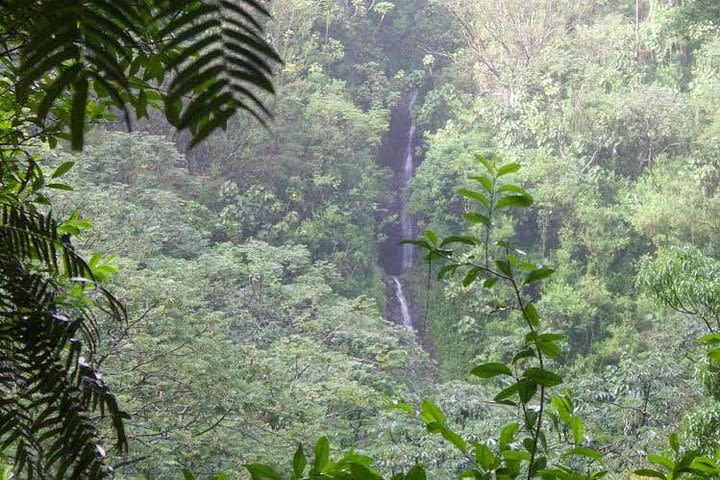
[7,0,280,150]
[0,205,127,479]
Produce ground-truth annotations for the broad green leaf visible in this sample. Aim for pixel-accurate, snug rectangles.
[421,400,446,424]
[474,154,494,174]
[469,175,493,192]
[51,161,75,179]
[551,396,573,424]
[503,450,531,461]
[497,162,521,176]
[438,425,467,453]
[457,188,489,207]
[518,378,538,403]
[425,230,438,244]
[405,465,427,480]
[669,433,679,453]
[537,339,562,359]
[441,235,479,247]
[245,464,282,480]
[523,303,539,328]
[313,437,330,473]
[388,401,414,415]
[648,454,674,471]
[499,423,519,450]
[46,183,74,191]
[524,368,563,387]
[633,469,667,480]
[495,259,511,276]
[463,267,483,287]
[495,194,533,209]
[483,277,498,288]
[563,447,602,461]
[708,348,720,363]
[473,442,498,471]
[699,333,720,345]
[494,382,520,404]
[571,417,583,444]
[524,268,554,285]
[471,362,512,379]
[498,184,529,196]
[349,463,381,480]
[464,212,490,226]
[293,444,306,478]
[183,469,196,480]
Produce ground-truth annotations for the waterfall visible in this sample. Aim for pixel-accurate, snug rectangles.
[400,90,419,270]
[380,90,419,330]
[391,276,413,328]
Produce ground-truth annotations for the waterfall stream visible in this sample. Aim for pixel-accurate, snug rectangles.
[382,90,419,330]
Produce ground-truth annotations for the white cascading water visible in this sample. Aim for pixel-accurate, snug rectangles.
[392,276,413,329]
[400,90,419,270]
[390,90,419,329]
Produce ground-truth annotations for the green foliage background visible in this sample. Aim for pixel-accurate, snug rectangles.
[9,0,720,477]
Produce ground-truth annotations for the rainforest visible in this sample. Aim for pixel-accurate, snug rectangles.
[1,1,720,479]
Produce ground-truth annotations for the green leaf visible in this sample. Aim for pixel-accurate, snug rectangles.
[46,183,74,191]
[420,400,446,424]
[438,425,467,453]
[649,454,674,471]
[313,437,330,473]
[708,348,720,363]
[494,383,520,403]
[388,401,414,415]
[183,469,196,480]
[499,423,519,450]
[474,442,498,471]
[463,267,483,287]
[51,161,75,179]
[524,368,563,387]
[537,339,562,359]
[495,194,533,209]
[563,446,601,461]
[497,184,529,196]
[497,163,521,176]
[524,268,554,285]
[523,303,539,328]
[483,277,498,288]
[441,235,480,247]
[245,464,282,480]
[471,362,512,379]
[633,469,667,480]
[495,259,512,276]
[669,433,679,453]
[551,396,574,424]
[405,465,427,480]
[457,188,489,207]
[469,175,493,192]
[425,230,438,244]
[349,463,381,480]
[518,378,538,403]
[464,212,490,226]
[474,154,494,174]
[293,444,306,478]
[699,333,720,345]
[571,417,584,444]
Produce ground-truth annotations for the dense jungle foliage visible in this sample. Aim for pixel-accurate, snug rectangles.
[3,0,720,479]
